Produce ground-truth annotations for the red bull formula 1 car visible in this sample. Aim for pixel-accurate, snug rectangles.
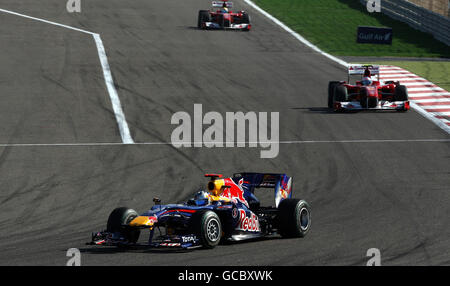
[328,65,410,112]
[198,1,251,31]
[89,173,311,249]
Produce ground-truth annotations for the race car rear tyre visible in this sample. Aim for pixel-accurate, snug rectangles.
[328,81,340,108]
[198,10,210,29]
[334,85,348,103]
[277,199,311,238]
[190,210,222,248]
[106,207,140,244]
[394,85,408,101]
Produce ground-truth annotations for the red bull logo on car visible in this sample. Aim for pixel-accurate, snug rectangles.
[237,209,260,232]
[279,177,291,199]
[221,178,249,207]
[275,176,292,207]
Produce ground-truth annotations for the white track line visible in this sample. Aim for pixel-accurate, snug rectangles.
[410,102,450,132]
[380,76,423,80]
[92,34,133,143]
[0,139,448,147]
[413,98,450,103]
[407,87,445,92]
[402,83,439,88]
[409,93,450,97]
[419,105,450,109]
[0,8,94,35]
[438,117,450,124]
[426,111,450,115]
[0,8,134,144]
[242,0,348,67]
[381,67,450,133]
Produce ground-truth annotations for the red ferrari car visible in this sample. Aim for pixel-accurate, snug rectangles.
[198,1,251,31]
[328,65,409,112]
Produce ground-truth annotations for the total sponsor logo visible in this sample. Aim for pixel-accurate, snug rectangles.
[181,235,197,243]
[237,209,260,232]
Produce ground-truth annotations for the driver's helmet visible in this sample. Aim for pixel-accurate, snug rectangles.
[207,178,227,196]
[222,2,228,12]
[193,190,210,206]
[361,77,372,86]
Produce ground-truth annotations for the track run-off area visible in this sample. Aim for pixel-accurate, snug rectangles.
[0,0,449,265]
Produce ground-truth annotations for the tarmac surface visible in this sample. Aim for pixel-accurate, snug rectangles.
[0,0,449,265]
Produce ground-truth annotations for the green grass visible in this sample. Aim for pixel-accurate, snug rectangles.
[254,0,450,58]
[372,61,450,91]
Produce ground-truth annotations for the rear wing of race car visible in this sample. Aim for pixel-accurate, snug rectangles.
[212,1,233,7]
[348,64,380,82]
[232,173,292,207]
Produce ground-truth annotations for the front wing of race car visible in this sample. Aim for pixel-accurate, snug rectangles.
[203,22,251,30]
[89,231,203,249]
[334,100,410,111]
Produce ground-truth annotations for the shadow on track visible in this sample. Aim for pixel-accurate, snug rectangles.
[78,236,284,255]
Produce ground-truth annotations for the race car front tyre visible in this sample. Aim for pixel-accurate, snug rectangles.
[277,199,311,238]
[216,14,224,28]
[394,85,408,101]
[334,85,348,103]
[328,81,340,108]
[242,13,250,24]
[190,210,222,248]
[106,207,140,244]
[198,10,210,29]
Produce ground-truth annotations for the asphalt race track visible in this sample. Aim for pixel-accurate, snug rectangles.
[0,0,449,265]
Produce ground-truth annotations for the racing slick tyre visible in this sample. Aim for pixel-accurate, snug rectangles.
[242,13,250,24]
[106,207,140,244]
[328,81,340,108]
[197,10,210,29]
[334,85,348,103]
[240,13,251,31]
[190,210,222,248]
[394,85,408,101]
[277,199,311,238]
